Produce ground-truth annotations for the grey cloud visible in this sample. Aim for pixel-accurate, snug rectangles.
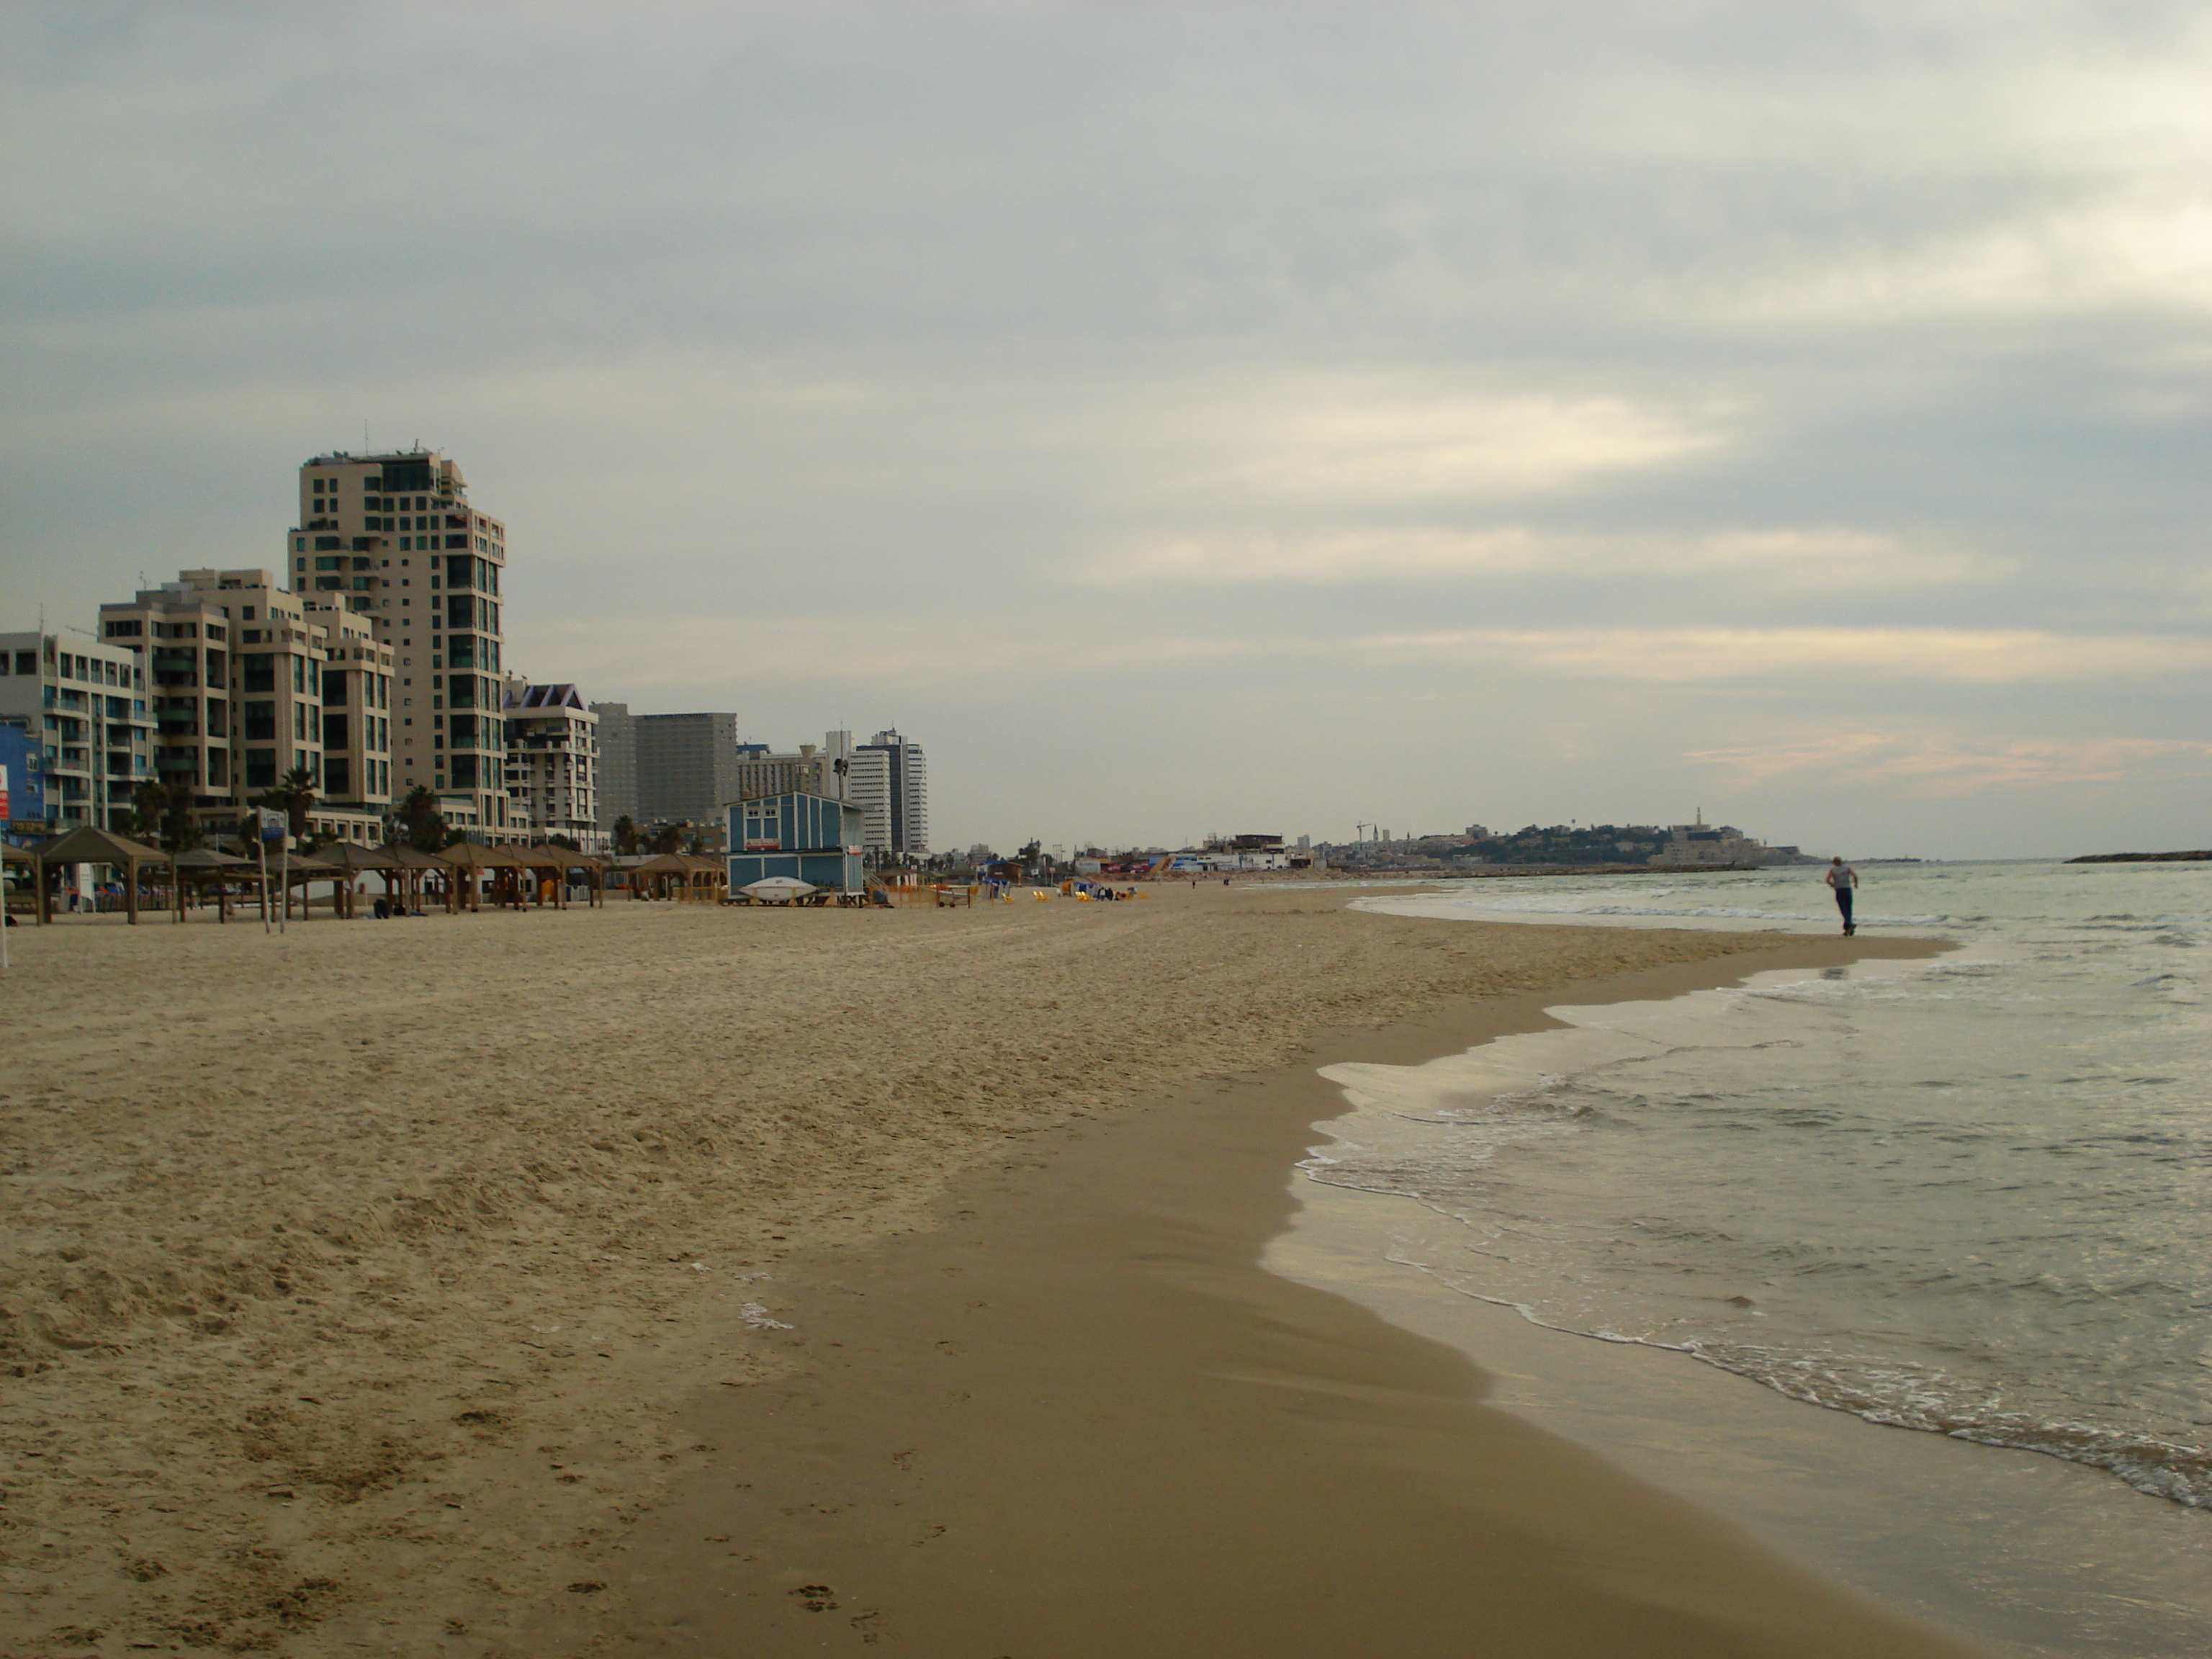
[4,1,2207,854]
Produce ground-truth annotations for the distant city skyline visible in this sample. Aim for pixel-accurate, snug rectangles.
[5,5,2206,858]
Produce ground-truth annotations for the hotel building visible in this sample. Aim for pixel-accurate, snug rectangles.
[590,701,639,832]
[629,711,742,830]
[284,449,516,839]
[731,734,843,805]
[96,570,394,842]
[850,728,928,855]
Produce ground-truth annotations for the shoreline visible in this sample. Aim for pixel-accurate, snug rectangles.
[546,927,1980,1658]
[3,885,1851,1653]
[1272,950,2212,1658]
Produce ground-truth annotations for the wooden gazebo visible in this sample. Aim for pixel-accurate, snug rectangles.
[380,845,448,914]
[173,847,260,922]
[311,842,405,919]
[264,850,343,922]
[679,853,728,902]
[33,826,176,924]
[624,852,697,902]
[436,842,530,912]
[514,845,607,909]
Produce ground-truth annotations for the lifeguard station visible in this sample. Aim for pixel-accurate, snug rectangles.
[725,791,866,896]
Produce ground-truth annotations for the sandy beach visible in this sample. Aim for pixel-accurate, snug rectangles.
[1,884,1965,1656]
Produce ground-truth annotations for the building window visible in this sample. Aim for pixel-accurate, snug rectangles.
[245,748,276,789]
[243,701,276,740]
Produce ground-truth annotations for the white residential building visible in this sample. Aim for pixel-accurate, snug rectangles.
[848,727,927,855]
[0,631,154,832]
[502,680,603,852]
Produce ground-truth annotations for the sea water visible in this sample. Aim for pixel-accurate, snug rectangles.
[1284,863,2212,1650]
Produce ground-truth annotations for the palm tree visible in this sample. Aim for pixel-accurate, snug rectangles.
[399,784,447,854]
[612,814,639,856]
[259,765,318,840]
[130,780,202,850]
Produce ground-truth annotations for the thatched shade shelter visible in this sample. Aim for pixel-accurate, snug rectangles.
[622,852,695,902]
[622,853,728,903]
[379,845,447,914]
[33,826,176,924]
[173,846,259,923]
[262,850,343,922]
[309,842,405,919]
[436,842,531,912]
[513,845,607,909]
[678,853,729,902]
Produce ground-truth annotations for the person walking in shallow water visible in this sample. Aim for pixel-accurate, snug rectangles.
[1826,855,1859,935]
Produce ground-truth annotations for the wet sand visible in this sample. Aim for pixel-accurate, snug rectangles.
[539,933,1974,1658]
[1,884,1968,1655]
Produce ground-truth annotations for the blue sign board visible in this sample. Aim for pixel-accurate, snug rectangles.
[0,723,47,830]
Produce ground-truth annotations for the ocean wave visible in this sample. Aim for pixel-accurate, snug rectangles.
[1368,1234,2212,1508]
[1451,899,1817,920]
[1700,1344,2212,1509]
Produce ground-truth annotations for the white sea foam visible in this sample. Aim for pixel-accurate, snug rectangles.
[1316,862,2212,1509]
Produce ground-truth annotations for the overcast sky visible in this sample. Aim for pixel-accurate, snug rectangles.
[6,2,2207,857]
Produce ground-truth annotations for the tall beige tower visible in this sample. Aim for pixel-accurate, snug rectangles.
[284,449,513,840]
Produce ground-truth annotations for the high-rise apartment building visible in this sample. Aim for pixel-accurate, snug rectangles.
[849,728,928,855]
[96,570,395,840]
[502,680,601,851]
[0,632,153,832]
[727,727,927,854]
[590,702,638,832]
[631,711,741,828]
[284,449,513,838]
[731,733,843,804]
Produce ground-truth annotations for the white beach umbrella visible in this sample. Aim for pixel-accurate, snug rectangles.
[742,876,818,902]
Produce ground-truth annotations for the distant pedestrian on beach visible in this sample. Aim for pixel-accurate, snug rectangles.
[1826,856,1858,935]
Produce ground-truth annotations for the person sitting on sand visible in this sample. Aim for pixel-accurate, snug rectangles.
[1825,856,1858,936]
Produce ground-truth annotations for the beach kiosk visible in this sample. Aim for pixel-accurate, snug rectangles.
[726,792,865,896]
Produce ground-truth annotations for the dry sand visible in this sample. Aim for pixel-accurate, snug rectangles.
[0,884,1967,1656]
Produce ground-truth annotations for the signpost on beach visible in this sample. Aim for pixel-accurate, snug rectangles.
[247,809,285,935]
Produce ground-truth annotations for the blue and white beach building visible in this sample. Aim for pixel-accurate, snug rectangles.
[727,791,866,892]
